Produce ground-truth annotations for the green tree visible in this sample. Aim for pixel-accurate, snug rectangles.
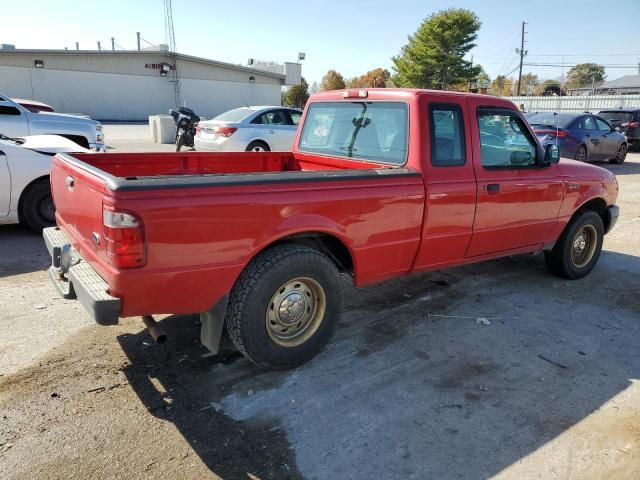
[565,63,606,90]
[320,70,346,91]
[348,68,392,88]
[490,75,514,96]
[392,8,481,89]
[519,73,540,95]
[283,77,310,108]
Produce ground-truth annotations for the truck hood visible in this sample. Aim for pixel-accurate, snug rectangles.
[33,111,98,125]
[19,135,91,153]
[557,157,616,183]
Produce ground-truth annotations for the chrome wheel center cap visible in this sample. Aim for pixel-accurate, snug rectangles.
[574,235,586,252]
[278,292,306,325]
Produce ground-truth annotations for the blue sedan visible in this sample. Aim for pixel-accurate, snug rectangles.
[527,112,628,164]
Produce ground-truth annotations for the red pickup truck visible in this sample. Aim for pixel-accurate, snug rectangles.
[44,89,619,369]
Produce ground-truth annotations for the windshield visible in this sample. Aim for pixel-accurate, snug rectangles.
[298,102,408,165]
[598,111,633,124]
[527,113,576,128]
[212,108,255,123]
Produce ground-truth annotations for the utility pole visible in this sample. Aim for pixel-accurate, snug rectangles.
[75,42,79,50]
[516,21,528,96]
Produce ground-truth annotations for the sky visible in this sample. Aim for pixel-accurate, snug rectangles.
[3,0,639,86]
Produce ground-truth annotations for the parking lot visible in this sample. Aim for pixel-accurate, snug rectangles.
[0,128,639,479]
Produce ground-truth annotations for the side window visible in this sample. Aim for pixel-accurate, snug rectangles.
[580,116,597,130]
[429,104,466,166]
[0,105,21,116]
[250,114,263,125]
[478,110,537,168]
[289,110,302,126]
[259,110,287,125]
[595,117,611,131]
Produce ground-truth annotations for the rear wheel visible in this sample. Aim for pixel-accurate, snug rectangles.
[544,210,604,279]
[226,244,343,369]
[246,141,270,152]
[176,131,185,152]
[575,145,587,162]
[21,180,55,232]
[609,143,627,164]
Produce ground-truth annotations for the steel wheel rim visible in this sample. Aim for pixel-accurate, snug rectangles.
[251,145,265,152]
[571,224,597,268]
[617,144,627,161]
[576,147,586,162]
[265,277,326,347]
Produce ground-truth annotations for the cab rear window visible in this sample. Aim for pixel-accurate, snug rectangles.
[298,102,408,165]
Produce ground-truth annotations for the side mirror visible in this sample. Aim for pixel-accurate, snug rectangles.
[544,144,560,164]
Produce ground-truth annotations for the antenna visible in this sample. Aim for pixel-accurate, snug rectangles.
[163,0,181,108]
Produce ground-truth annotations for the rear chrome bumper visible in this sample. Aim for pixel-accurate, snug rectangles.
[43,226,120,325]
[605,205,619,234]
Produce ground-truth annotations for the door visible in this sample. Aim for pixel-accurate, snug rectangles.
[577,115,601,159]
[0,96,29,138]
[465,106,564,257]
[0,150,9,216]
[413,99,478,269]
[251,109,296,150]
[594,116,618,159]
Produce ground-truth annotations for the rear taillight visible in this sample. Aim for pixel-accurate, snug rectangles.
[214,126,237,137]
[534,129,568,138]
[103,209,146,268]
[625,121,639,128]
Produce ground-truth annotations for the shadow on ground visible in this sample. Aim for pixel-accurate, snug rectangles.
[117,250,640,479]
[0,224,49,278]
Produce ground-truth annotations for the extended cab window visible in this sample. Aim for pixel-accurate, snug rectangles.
[298,102,408,165]
[478,110,537,168]
[429,104,465,166]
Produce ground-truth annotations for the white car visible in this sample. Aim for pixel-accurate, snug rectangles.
[0,91,104,150]
[195,106,302,152]
[0,134,90,232]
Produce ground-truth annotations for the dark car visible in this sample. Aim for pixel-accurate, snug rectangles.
[527,112,628,164]
[598,109,640,150]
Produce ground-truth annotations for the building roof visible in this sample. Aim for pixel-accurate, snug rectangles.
[601,74,640,89]
[0,48,286,80]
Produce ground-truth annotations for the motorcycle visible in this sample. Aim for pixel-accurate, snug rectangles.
[169,107,200,152]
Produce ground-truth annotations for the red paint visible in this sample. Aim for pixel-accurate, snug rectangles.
[50,89,619,319]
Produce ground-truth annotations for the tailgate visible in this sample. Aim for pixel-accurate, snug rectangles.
[50,154,110,274]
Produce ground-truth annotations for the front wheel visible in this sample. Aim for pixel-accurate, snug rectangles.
[609,143,627,164]
[176,131,185,152]
[544,210,604,279]
[245,141,270,152]
[226,244,343,369]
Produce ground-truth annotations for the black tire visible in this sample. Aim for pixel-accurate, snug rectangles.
[575,145,588,162]
[245,141,270,152]
[176,131,185,152]
[226,244,343,369]
[20,180,55,232]
[544,210,604,279]
[609,143,627,164]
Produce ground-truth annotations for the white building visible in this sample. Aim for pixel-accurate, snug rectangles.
[0,48,301,120]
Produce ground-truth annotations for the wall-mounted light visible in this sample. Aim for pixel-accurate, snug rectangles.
[249,76,255,83]
[247,58,254,66]
[34,59,44,68]
[159,63,171,76]
[298,52,306,61]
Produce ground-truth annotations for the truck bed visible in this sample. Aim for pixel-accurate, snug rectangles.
[50,151,425,318]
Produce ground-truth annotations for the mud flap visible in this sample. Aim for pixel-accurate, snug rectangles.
[200,295,229,354]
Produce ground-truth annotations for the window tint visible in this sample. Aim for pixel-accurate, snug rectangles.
[478,110,537,168]
[595,117,611,131]
[258,110,287,125]
[298,102,408,165]
[213,107,254,122]
[579,116,597,130]
[429,104,465,166]
[289,110,302,126]
[0,105,21,116]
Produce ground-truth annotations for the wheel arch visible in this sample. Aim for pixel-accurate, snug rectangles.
[573,197,609,232]
[246,138,271,151]
[17,174,50,224]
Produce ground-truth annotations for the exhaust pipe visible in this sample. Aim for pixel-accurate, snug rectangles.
[142,315,167,344]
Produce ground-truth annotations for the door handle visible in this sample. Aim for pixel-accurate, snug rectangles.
[485,183,500,194]
[65,176,75,190]
[268,129,276,134]
[591,139,599,145]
